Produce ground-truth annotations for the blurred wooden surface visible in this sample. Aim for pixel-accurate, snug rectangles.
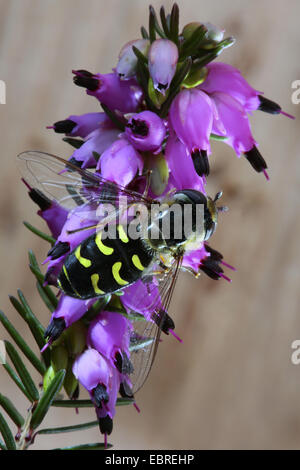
[0,0,299,450]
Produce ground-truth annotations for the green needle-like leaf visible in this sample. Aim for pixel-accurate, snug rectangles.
[36,281,55,314]
[36,420,99,435]
[160,6,170,37]
[30,370,66,430]
[0,311,45,375]
[170,3,179,44]
[0,394,24,428]
[28,251,58,310]
[52,397,133,408]
[141,26,149,39]
[5,341,39,402]
[9,293,46,359]
[52,442,112,450]
[23,221,55,245]
[0,437,6,450]
[148,6,156,43]
[0,411,16,450]
[2,363,32,401]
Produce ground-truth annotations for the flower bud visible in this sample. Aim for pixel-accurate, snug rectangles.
[117,39,150,79]
[50,113,105,138]
[125,111,166,152]
[64,362,79,399]
[148,39,178,94]
[203,22,225,42]
[182,22,202,40]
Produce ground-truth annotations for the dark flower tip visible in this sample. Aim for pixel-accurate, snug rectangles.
[258,95,281,115]
[191,149,210,177]
[44,317,66,342]
[99,415,113,436]
[47,241,70,260]
[51,119,77,134]
[244,146,268,179]
[115,351,134,375]
[153,310,175,334]
[28,188,52,211]
[119,381,134,399]
[200,245,235,282]
[72,69,99,91]
[93,384,109,408]
[128,118,149,137]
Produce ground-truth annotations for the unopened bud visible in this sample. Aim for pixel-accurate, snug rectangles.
[64,321,87,356]
[51,345,68,373]
[182,66,208,88]
[117,39,150,79]
[43,365,55,391]
[149,152,169,196]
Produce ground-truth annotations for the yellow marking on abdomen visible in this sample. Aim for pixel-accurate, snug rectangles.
[63,265,81,298]
[95,232,114,255]
[132,254,145,271]
[112,262,129,286]
[117,225,129,243]
[75,245,92,268]
[91,273,105,295]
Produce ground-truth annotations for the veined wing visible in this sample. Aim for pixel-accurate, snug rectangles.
[18,151,153,212]
[126,255,183,394]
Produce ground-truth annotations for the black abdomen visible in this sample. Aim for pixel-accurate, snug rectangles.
[58,225,154,299]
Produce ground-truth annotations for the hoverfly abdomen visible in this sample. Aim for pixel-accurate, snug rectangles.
[57,224,154,299]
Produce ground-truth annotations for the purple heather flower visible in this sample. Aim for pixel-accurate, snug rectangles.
[210,91,257,156]
[87,311,131,368]
[73,348,110,393]
[51,295,94,328]
[125,110,166,152]
[148,39,179,94]
[122,279,161,321]
[165,128,206,192]
[97,137,143,186]
[70,124,120,169]
[169,88,213,154]
[73,70,143,113]
[48,112,106,138]
[95,365,120,436]
[24,182,68,239]
[117,39,150,79]
[199,62,261,113]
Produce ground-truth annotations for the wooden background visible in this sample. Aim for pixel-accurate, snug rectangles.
[0,0,299,450]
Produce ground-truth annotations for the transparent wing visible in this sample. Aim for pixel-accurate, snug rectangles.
[126,255,183,394]
[18,151,153,214]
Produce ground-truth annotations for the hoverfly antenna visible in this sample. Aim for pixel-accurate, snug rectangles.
[217,205,229,213]
[214,191,223,202]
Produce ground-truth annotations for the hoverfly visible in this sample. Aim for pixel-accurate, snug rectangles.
[18,150,223,394]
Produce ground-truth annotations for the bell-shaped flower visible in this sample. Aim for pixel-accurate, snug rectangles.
[73,348,110,393]
[87,311,131,367]
[25,183,68,239]
[117,39,150,79]
[70,124,120,169]
[210,92,257,156]
[97,137,143,186]
[73,70,143,113]
[125,110,166,152]
[199,62,261,113]
[169,88,213,156]
[165,127,206,192]
[49,112,106,139]
[148,39,178,94]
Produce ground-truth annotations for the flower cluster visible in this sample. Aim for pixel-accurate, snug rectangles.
[25,4,292,443]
